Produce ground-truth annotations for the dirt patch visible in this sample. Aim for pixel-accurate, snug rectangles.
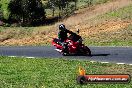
[80,20,132,37]
[82,20,132,45]
[0,31,57,46]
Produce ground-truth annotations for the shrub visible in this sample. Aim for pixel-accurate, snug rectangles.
[0,0,10,20]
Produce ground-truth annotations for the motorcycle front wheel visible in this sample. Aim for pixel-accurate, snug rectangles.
[62,52,69,56]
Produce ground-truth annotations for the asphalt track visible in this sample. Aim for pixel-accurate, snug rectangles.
[0,46,132,64]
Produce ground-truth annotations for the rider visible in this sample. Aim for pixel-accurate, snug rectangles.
[58,24,73,42]
[58,24,81,52]
[58,24,74,53]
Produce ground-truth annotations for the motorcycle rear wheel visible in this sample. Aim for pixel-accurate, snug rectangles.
[83,46,91,56]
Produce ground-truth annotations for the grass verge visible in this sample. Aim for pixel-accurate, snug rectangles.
[0,56,132,88]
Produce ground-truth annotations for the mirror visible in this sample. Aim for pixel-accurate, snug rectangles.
[77,29,80,34]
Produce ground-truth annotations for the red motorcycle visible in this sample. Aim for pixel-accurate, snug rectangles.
[52,31,91,56]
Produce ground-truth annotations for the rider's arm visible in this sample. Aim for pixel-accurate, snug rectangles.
[58,31,65,42]
[66,29,74,34]
[58,32,62,40]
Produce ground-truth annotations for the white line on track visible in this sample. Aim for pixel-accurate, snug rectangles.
[90,61,96,63]
[116,63,125,65]
[26,57,35,59]
[6,56,132,65]
[8,56,17,57]
[101,62,109,64]
[129,64,132,65]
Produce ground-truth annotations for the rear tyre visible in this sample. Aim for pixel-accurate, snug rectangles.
[84,46,91,56]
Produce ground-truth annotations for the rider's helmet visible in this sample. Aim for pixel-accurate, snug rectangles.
[59,24,66,31]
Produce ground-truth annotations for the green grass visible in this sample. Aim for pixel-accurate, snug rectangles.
[96,4,132,20]
[85,39,132,46]
[0,56,132,88]
[77,0,110,8]
[106,5,132,20]
[0,0,10,20]
[90,4,132,25]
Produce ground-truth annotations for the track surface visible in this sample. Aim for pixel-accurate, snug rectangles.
[0,46,132,64]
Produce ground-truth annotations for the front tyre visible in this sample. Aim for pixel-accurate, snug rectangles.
[62,52,68,56]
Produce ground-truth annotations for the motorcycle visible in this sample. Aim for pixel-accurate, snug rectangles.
[52,30,91,56]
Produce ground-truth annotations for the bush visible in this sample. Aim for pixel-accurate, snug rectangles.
[0,0,10,20]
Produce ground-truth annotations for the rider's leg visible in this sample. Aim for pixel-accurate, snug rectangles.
[61,42,68,53]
